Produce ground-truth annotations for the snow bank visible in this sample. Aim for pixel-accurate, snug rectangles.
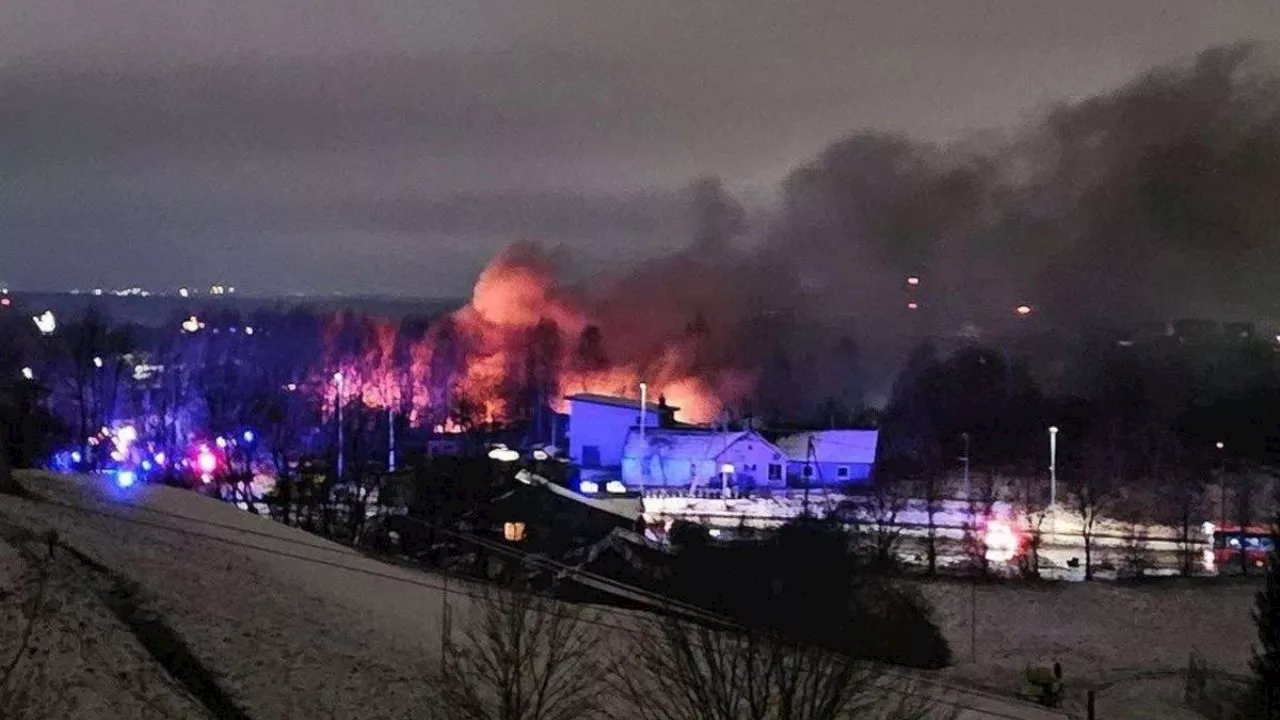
[920,577,1259,716]
[0,526,207,718]
[3,473,443,719]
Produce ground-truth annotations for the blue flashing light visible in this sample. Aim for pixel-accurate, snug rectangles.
[116,470,137,489]
[242,430,255,443]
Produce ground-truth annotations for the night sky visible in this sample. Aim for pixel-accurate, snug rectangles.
[1,0,1277,296]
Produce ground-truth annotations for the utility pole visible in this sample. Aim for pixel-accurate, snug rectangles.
[638,382,647,447]
[334,372,345,479]
[388,407,396,472]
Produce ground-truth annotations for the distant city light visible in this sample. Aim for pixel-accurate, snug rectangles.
[181,315,201,333]
[907,302,919,310]
[285,383,298,392]
[20,367,33,380]
[141,460,153,471]
[32,310,57,335]
[92,288,103,296]
[215,437,228,449]
[1216,441,1225,450]
[242,430,255,443]
[154,452,167,466]
[1015,304,1033,316]
[93,356,103,368]
[179,287,190,298]
[906,276,920,286]
[70,451,82,464]
[244,326,255,336]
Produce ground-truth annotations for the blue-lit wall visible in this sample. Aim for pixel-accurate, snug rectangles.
[568,401,662,468]
[786,461,872,487]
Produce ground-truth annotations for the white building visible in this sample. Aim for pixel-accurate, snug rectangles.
[621,428,787,489]
[775,430,879,486]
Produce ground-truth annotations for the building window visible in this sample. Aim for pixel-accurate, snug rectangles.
[802,464,814,478]
[768,464,782,481]
[582,446,601,468]
[504,522,527,542]
[837,466,850,479]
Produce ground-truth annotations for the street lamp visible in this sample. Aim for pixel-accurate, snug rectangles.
[1048,426,1059,509]
[1216,441,1227,531]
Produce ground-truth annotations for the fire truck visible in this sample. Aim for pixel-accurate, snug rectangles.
[1211,524,1275,572]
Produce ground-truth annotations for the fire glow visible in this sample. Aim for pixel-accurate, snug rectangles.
[317,242,754,426]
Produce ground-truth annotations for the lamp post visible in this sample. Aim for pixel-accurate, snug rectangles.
[1216,441,1226,531]
[333,371,345,479]
[1048,426,1059,509]
[638,382,648,446]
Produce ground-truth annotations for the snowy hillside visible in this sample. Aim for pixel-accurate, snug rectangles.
[4,471,1249,719]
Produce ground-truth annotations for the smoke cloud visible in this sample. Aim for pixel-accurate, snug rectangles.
[404,44,1280,424]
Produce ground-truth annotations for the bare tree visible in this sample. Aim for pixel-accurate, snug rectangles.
[915,472,945,577]
[1235,473,1260,577]
[613,614,951,720]
[435,582,611,720]
[1013,474,1048,579]
[1074,423,1124,581]
[961,472,1001,577]
[841,475,910,571]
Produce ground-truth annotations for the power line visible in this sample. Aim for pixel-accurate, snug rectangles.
[11,487,1066,720]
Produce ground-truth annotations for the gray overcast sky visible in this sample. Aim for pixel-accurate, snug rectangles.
[1,0,1277,296]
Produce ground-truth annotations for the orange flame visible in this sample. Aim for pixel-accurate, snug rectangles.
[320,241,755,426]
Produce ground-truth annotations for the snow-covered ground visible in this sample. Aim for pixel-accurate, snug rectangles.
[921,577,1259,719]
[0,520,209,718]
[2,473,443,719]
[4,472,1255,719]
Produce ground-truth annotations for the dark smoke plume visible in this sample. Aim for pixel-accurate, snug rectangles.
[478,44,1280,420]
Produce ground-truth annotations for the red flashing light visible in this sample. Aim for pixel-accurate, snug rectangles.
[196,446,218,475]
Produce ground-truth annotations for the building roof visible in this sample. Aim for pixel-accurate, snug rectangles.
[565,393,680,412]
[776,430,879,465]
[622,428,781,461]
